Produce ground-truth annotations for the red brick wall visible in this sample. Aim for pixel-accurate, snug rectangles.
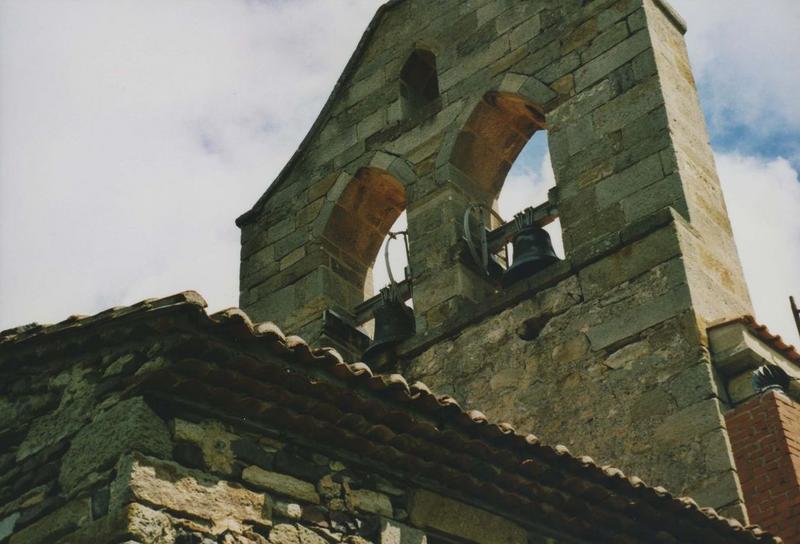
[727,391,800,542]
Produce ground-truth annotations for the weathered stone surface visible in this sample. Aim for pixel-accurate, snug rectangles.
[242,466,320,505]
[268,523,326,544]
[113,453,271,534]
[380,519,427,544]
[407,490,526,544]
[274,502,302,520]
[0,513,20,542]
[54,502,176,544]
[60,397,171,490]
[653,399,726,447]
[350,489,392,517]
[574,30,651,91]
[9,498,90,544]
[173,418,239,475]
[17,367,96,461]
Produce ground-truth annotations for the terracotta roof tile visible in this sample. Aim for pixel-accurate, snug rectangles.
[0,292,782,543]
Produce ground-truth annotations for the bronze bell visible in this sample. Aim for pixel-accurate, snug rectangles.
[362,286,416,364]
[502,224,559,287]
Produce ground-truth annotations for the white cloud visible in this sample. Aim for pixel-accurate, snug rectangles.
[1,0,798,351]
[0,0,380,327]
[716,153,800,344]
[670,0,800,147]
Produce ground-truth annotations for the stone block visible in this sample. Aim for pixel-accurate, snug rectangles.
[621,173,685,223]
[113,453,271,534]
[59,397,171,491]
[242,466,320,505]
[691,469,743,512]
[9,498,90,544]
[653,398,725,447]
[380,519,427,544]
[580,20,630,64]
[173,418,238,476]
[509,15,541,50]
[594,152,664,208]
[587,279,691,351]
[53,503,176,544]
[280,247,306,271]
[574,29,651,91]
[667,363,718,409]
[17,367,96,462]
[407,489,526,544]
[578,223,680,300]
[350,488,392,517]
[0,513,19,542]
[518,75,557,105]
[592,75,663,136]
[536,51,580,84]
[268,523,326,544]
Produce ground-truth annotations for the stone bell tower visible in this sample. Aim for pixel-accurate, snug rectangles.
[238,0,754,521]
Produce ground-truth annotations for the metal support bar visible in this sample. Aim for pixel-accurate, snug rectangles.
[354,278,413,325]
[791,296,800,339]
[486,198,559,255]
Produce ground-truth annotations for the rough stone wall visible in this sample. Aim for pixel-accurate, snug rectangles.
[727,391,800,543]
[0,335,565,544]
[402,215,747,517]
[239,0,752,521]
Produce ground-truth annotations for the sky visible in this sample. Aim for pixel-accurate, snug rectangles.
[0,0,798,345]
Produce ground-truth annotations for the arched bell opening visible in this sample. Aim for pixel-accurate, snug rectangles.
[320,167,414,361]
[372,211,410,297]
[322,167,407,304]
[499,135,565,263]
[448,91,563,286]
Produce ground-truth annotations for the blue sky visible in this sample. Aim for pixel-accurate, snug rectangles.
[0,0,798,344]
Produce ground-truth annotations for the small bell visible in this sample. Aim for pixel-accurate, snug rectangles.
[362,286,416,364]
[502,224,559,287]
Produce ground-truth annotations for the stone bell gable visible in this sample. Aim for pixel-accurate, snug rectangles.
[238,0,755,520]
[238,0,750,340]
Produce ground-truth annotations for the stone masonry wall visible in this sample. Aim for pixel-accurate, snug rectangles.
[403,215,747,518]
[239,0,753,522]
[0,335,567,544]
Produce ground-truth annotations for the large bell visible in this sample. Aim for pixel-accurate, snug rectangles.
[502,225,559,287]
[362,287,416,364]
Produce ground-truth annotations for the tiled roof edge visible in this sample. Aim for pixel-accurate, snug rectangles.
[0,292,781,542]
[0,291,208,344]
[709,315,800,363]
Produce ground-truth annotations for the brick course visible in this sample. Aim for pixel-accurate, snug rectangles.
[727,391,800,542]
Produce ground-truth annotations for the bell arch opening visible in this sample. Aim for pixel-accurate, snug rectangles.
[372,211,410,297]
[449,91,563,281]
[321,167,406,307]
[499,136,564,261]
[400,49,440,118]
